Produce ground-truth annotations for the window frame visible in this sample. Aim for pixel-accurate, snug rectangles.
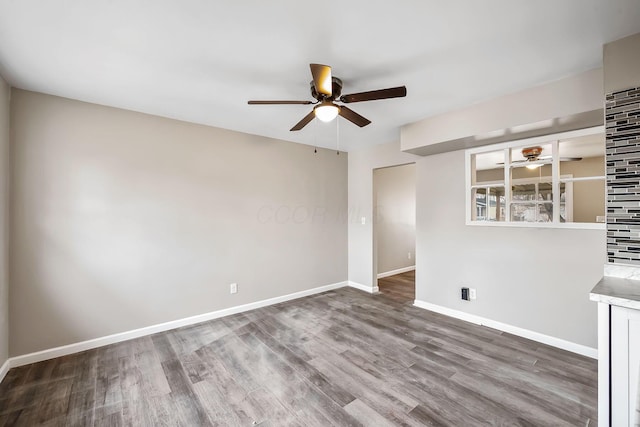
[465,126,605,230]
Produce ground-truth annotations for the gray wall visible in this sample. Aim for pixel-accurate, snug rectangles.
[10,90,348,356]
[350,68,609,349]
[348,141,419,289]
[389,67,608,349]
[0,76,9,366]
[604,32,640,94]
[416,150,604,348]
[374,164,415,275]
[349,139,604,348]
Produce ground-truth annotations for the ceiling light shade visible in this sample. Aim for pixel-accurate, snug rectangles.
[314,102,339,122]
[526,163,542,170]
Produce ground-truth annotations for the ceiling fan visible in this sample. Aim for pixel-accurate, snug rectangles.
[248,64,407,131]
[499,146,582,169]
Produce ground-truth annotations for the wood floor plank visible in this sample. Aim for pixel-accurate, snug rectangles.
[160,359,211,425]
[0,272,597,426]
[308,355,418,419]
[238,325,357,408]
[234,330,362,426]
[343,399,397,427]
[94,349,122,408]
[93,403,124,427]
[248,387,303,427]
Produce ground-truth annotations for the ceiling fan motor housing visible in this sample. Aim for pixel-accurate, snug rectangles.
[522,146,543,161]
[310,77,343,101]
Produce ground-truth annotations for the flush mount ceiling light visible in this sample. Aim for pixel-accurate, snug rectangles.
[314,102,340,122]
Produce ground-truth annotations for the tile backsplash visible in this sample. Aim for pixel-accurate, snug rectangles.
[606,87,640,266]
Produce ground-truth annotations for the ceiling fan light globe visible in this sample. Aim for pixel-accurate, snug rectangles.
[314,104,339,122]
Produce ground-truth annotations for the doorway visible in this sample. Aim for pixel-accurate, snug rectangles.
[373,163,416,304]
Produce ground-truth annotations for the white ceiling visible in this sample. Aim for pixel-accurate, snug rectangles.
[1,1,639,152]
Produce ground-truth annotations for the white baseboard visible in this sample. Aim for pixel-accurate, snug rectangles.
[413,299,598,359]
[348,281,379,293]
[0,359,9,383]
[6,281,348,371]
[377,265,415,279]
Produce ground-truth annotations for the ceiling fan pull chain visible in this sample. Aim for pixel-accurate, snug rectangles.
[336,117,340,155]
[314,117,318,154]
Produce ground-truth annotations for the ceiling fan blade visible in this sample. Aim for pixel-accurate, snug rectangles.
[504,156,583,164]
[560,157,583,161]
[339,106,371,127]
[340,86,407,103]
[310,64,332,97]
[290,110,316,131]
[497,160,527,165]
[527,155,583,162]
[248,100,313,105]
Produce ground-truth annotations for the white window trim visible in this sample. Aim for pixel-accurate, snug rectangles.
[465,126,606,230]
[471,175,575,222]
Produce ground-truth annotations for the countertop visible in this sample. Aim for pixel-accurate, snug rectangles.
[590,275,640,310]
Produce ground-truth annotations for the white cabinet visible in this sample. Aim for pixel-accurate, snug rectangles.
[611,305,640,426]
[591,276,640,426]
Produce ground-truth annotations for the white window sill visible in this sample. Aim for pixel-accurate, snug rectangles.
[466,220,605,230]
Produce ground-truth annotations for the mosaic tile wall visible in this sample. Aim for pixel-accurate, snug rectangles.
[606,87,640,265]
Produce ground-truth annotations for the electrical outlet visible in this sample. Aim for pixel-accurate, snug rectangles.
[461,287,470,301]
[470,288,476,300]
[230,283,238,294]
[408,252,412,259]
[361,216,366,225]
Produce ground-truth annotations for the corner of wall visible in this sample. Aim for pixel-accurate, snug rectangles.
[0,74,10,378]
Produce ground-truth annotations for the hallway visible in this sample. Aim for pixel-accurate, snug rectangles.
[377,270,415,304]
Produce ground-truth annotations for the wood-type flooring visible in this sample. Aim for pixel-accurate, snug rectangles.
[377,270,415,304]
[0,273,597,426]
